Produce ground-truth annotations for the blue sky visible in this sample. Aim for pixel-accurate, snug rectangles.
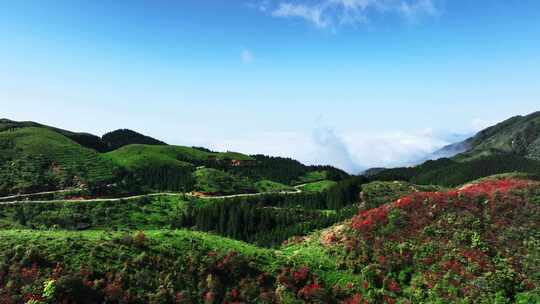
[1,0,539,172]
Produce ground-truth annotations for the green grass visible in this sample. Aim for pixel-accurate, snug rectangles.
[0,127,116,195]
[297,180,337,192]
[254,180,295,193]
[105,145,202,169]
[295,170,327,184]
[106,144,253,168]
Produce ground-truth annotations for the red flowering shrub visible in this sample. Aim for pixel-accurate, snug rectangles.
[345,178,540,303]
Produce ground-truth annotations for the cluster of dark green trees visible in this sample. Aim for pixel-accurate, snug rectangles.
[373,154,540,186]
[175,178,368,246]
[225,155,348,185]
[115,165,195,194]
[177,196,359,247]
[101,129,166,151]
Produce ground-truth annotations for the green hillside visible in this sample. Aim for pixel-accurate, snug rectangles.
[102,129,167,151]
[0,127,116,196]
[1,177,538,303]
[106,144,253,166]
[0,118,108,152]
[104,145,255,193]
[454,111,540,161]
[3,115,540,303]
[193,167,255,194]
[374,154,540,187]
[254,180,295,193]
[0,120,344,197]
[373,111,540,188]
[297,180,338,192]
[360,180,443,209]
[284,177,540,303]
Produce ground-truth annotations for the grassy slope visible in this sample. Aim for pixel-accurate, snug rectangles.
[106,144,253,167]
[254,180,295,193]
[295,170,328,185]
[297,180,338,192]
[104,144,194,170]
[0,127,115,195]
[0,118,107,152]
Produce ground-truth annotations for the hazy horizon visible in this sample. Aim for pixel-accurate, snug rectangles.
[2,1,539,172]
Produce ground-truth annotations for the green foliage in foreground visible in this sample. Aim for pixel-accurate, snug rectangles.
[1,178,540,303]
[0,229,366,303]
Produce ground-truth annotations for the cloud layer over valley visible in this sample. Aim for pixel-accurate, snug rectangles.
[191,123,472,174]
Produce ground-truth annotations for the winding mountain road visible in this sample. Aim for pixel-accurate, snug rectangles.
[0,188,304,206]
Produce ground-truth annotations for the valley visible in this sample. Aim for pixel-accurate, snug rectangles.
[0,113,540,303]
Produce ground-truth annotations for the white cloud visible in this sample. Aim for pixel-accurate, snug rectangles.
[399,0,439,21]
[241,49,254,64]
[190,123,460,173]
[255,0,440,29]
[272,3,329,28]
[341,130,450,169]
[311,125,362,172]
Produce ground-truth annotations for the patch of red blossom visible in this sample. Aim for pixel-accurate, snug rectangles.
[460,179,532,196]
[298,282,321,299]
[383,295,396,304]
[293,266,310,282]
[20,263,39,281]
[352,178,535,234]
[386,279,401,293]
[344,293,366,304]
[461,249,491,270]
[175,292,184,303]
[230,288,239,300]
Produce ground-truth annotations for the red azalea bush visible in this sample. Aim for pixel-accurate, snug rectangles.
[345,178,540,303]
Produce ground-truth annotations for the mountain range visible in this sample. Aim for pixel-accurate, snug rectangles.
[0,112,539,303]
